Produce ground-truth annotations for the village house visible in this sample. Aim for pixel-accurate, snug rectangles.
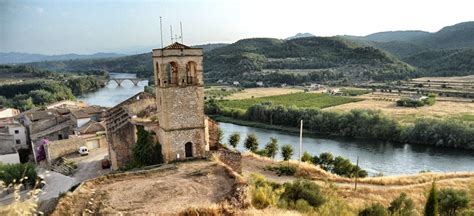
[73,120,107,150]
[0,132,20,164]
[4,123,28,150]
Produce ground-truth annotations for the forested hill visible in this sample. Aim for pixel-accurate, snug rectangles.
[204,37,413,84]
[403,48,474,77]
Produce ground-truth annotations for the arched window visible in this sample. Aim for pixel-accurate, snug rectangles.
[165,62,178,85]
[186,61,197,85]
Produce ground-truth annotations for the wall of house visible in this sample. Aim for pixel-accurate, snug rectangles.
[77,118,91,128]
[0,153,20,164]
[45,138,86,163]
[8,125,28,149]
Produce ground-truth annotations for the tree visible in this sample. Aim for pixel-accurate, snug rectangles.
[264,137,278,159]
[280,179,326,208]
[244,133,259,153]
[438,188,470,216]
[318,152,334,171]
[424,182,439,216]
[301,151,312,162]
[281,144,293,165]
[228,132,240,149]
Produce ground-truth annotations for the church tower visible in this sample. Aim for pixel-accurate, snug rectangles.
[152,42,208,162]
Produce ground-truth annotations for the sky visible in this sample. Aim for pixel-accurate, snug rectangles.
[1,0,473,55]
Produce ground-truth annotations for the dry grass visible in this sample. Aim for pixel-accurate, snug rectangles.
[225,87,303,100]
[52,161,237,215]
[242,153,474,213]
[324,94,474,123]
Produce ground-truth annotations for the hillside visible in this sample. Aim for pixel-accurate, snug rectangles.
[204,37,413,84]
[415,21,474,49]
[0,52,124,64]
[403,48,474,76]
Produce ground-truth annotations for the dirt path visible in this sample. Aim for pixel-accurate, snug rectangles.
[53,160,235,215]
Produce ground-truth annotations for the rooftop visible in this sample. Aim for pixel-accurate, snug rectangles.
[75,121,105,134]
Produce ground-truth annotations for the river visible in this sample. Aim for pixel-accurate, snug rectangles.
[81,73,474,176]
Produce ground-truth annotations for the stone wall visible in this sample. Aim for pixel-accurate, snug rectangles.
[157,127,206,162]
[156,85,205,130]
[216,148,242,174]
[108,122,137,170]
[45,138,86,163]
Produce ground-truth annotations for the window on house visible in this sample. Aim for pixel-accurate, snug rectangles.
[58,134,63,140]
[16,139,21,144]
[14,130,19,134]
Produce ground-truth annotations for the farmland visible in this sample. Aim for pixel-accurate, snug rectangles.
[219,92,362,111]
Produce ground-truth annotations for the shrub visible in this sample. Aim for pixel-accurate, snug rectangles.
[255,149,268,157]
[217,127,224,144]
[273,165,297,176]
[252,184,278,209]
[438,188,470,216]
[388,192,416,216]
[0,163,37,187]
[244,133,259,153]
[228,132,240,149]
[280,179,326,208]
[359,203,388,216]
[264,137,278,159]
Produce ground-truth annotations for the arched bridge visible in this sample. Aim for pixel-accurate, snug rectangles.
[108,78,147,86]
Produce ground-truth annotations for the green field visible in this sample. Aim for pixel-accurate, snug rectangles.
[219,92,362,110]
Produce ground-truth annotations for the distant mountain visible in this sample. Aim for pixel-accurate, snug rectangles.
[286,33,315,40]
[343,21,474,57]
[0,52,125,64]
[415,21,474,49]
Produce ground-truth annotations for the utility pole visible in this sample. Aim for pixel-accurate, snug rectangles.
[180,21,184,44]
[170,25,173,43]
[354,156,359,191]
[299,120,303,162]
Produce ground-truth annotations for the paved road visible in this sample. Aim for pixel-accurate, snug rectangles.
[0,148,110,204]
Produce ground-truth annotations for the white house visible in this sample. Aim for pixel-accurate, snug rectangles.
[5,123,28,150]
[0,108,20,127]
[256,81,264,87]
[233,81,240,86]
[71,110,91,128]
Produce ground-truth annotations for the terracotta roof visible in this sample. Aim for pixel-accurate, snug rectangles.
[25,110,59,121]
[75,121,105,134]
[163,42,191,49]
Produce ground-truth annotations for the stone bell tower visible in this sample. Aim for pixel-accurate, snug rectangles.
[152,42,208,162]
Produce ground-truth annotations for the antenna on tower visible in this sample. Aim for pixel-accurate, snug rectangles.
[170,25,173,43]
[160,16,163,49]
[180,21,184,44]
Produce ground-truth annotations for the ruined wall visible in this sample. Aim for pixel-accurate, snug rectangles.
[45,138,86,163]
[207,118,219,150]
[216,148,242,174]
[157,127,206,162]
[108,122,137,170]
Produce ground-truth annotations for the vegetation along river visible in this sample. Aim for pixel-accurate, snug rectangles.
[81,73,474,176]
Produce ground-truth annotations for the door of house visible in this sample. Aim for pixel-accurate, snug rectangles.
[185,142,193,158]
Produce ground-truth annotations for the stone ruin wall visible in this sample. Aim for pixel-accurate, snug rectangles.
[108,122,137,170]
[215,148,242,174]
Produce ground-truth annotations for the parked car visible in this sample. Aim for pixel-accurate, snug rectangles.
[78,146,89,156]
[101,158,111,169]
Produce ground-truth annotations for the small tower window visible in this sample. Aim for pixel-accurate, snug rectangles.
[186,61,197,85]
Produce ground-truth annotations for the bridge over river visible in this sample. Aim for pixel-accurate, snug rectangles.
[107,77,147,86]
